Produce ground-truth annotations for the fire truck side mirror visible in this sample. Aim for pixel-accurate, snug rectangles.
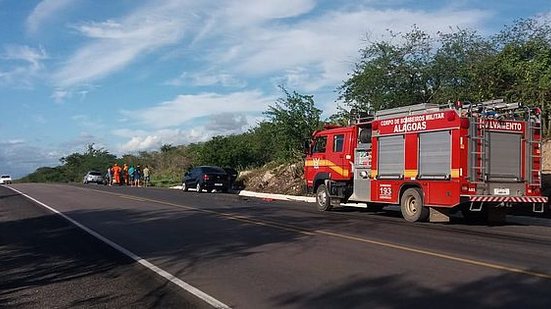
[359,128,372,144]
[303,140,312,155]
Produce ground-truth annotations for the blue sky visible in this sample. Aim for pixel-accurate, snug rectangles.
[1,0,550,178]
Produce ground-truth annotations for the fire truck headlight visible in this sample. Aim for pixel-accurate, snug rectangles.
[360,171,369,178]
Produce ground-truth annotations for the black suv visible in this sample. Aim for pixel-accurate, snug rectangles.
[182,166,229,193]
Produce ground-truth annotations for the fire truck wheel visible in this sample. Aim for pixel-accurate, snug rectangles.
[400,188,429,222]
[316,184,332,211]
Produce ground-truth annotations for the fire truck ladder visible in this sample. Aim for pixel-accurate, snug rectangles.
[526,111,544,213]
[527,116,542,186]
[469,117,487,185]
[468,121,488,212]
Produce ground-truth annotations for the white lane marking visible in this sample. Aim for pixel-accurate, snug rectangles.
[7,186,230,309]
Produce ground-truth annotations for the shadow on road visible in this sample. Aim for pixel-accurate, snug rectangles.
[0,189,204,309]
[271,272,551,309]
[3,184,551,308]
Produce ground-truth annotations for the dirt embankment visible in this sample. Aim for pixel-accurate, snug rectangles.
[543,139,551,173]
[240,162,305,196]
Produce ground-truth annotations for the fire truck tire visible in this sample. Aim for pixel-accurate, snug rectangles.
[316,184,332,211]
[400,188,429,222]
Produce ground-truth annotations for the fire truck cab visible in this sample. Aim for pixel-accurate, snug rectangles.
[305,100,548,223]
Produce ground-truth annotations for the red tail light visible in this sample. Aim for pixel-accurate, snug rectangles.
[203,174,210,180]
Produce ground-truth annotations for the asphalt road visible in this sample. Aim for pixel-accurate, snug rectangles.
[0,185,207,309]
[2,183,551,308]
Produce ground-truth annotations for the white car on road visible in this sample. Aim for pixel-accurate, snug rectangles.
[0,175,12,184]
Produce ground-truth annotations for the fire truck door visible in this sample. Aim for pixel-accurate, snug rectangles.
[331,134,349,179]
[308,135,328,176]
[350,145,372,202]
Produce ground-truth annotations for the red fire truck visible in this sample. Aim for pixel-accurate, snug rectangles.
[304,100,548,223]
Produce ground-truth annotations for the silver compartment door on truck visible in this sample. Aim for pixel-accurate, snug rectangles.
[486,131,525,196]
[349,145,372,202]
[487,132,521,181]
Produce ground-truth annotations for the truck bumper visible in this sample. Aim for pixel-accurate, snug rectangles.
[467,195,547,203]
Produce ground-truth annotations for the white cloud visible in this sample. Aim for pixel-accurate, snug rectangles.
[121,90,274,129]
[51,85,95,103]
[220,0,316,27]
[0,140,60,178]
[113,111,264,153]
[113,128,199,153]
[51,1,490,94]
[204,113,249,133]
[51,89,70,103]
[32,114,47,124]
[1,45,48,66]
[71,114,106,130]
[0,45,47,87]
[51,0,318,88]
[205,7,490,91]
[53,0,192,87]
[26,0,73,34]
[59,133,105,152]
[166,72,247,88]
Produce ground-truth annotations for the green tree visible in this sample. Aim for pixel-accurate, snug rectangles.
[430,29,496,102]
[338,20,551,136]
[264,86,322,161]
[60,144,116,182]
[491,19,551,133]
[339,27,434,113]
[160,144,176,153]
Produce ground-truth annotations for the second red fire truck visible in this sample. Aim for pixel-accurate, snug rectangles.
[304,100,548,223]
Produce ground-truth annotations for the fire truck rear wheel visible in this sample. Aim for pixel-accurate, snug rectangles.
[316,184,332,211]
[400,188,429,222]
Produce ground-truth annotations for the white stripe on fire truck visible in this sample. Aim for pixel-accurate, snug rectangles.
[470,196,547,203]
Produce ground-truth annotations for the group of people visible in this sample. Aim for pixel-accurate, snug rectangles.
[107,163,151,187]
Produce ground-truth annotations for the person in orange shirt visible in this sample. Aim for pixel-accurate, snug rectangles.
[112,163,122,185]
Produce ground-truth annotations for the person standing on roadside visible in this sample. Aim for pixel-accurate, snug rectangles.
[123,163,129,186]
[143,165,150,187]
[107,166,113,186]
[134,165,141,187]
[112,163,121,185]
[128,165,135,187]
